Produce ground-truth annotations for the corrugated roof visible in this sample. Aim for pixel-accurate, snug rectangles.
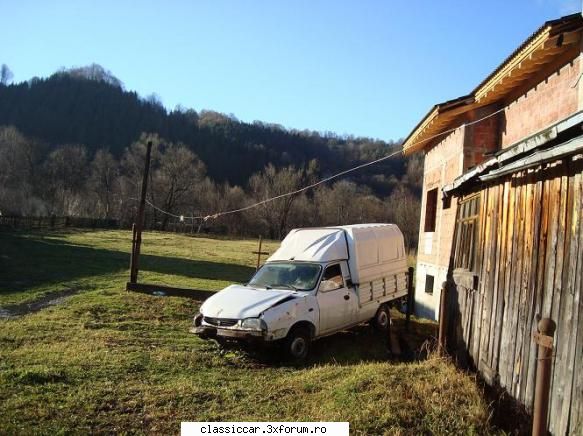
[403,13,583,155]
[471,13,583,95]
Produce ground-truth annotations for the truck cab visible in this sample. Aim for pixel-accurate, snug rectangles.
[192,224,408,360]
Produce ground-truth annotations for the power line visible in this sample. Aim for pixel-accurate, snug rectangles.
[145,106,506,221]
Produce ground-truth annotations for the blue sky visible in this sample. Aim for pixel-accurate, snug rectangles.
[1,1,580,141]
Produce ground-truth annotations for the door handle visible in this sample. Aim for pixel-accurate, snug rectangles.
[344,295,350,300]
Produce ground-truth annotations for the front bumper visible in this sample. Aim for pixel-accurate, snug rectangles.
[190,325,267,342]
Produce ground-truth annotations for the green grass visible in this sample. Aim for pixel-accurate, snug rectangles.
[0,230,275,305]
[0,230,495,434]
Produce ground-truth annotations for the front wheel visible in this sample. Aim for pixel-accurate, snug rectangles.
[373,304,391,332]
[284,326,311,362]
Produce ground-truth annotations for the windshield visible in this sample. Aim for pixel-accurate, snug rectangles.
[248,262,322,291]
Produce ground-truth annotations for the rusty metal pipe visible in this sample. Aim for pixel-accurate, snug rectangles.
[532,317,556,436]
[438,281,448,355]
[405,266,414,330]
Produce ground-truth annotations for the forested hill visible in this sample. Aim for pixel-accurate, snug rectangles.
[0,65,406,190]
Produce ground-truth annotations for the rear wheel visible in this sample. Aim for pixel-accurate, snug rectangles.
[284,326,311,362]
[373,305,391,332]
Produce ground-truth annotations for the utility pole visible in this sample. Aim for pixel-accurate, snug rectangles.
[129,140,153,284]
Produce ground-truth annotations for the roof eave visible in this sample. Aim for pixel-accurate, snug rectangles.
[402,13,583,156]
[402,95,474,155]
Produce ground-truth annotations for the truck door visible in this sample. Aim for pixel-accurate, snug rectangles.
[317,262,358,334]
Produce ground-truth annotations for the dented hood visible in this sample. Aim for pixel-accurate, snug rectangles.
[200,284,298,319]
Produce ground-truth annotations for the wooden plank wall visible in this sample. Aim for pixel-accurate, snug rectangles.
[449,156,583,435]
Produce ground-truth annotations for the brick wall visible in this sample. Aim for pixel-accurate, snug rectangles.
[418,127,465,267]
[415,126,465,319]
[413,56,582,320]
[501,57,580,148]
[464,105,501,169]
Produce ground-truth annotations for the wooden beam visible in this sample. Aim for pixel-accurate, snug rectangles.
[543,30,581,49]
[475,27,551,101]
[126,282,215,300]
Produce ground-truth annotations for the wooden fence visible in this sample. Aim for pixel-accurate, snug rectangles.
[448,157,582,435]
[0,216,119,231]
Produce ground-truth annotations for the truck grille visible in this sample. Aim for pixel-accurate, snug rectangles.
[203,317,239,327]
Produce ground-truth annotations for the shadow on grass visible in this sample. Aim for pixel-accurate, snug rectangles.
[0,288,81,318]
[140,253,254,284]
[0,232,255,294]
[220,316,439,368]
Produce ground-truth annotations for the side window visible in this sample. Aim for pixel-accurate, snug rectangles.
[425,274,434,294]
[321,264,344,291]
[453,195,481,272]
[424,187,438,232]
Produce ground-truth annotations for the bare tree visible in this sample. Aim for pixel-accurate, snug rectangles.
[43,145,88,215]
[402,154,424,192]
[153,143,206,229]
[87,150,119,218]
[385,185,421,251]
[0,126,46,215]
[313,180,388,227]
[0,64,13,85]
[249,160,317,239]
[120,133,162,223]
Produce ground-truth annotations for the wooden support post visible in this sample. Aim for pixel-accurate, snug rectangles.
[129,223,137,286]
[256,235,262,270]
[405,266,414,330]
[532,317,556,436]
[438,281,448,355]
[252,235,269,271]
[129,140,153,284]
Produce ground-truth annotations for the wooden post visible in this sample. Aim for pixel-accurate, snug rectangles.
[129,223,137,286]
[438,281,448,355]
[256,236,262,270]
[532,317,556,436]
[129,140,153,284]
[252,235,269,271]
[405,266,414,330]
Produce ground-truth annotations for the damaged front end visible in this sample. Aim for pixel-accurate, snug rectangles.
[190,313,269,343]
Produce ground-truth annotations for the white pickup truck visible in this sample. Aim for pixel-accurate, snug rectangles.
[192,224,409,360]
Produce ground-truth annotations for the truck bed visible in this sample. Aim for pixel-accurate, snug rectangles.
[357,271,408,306]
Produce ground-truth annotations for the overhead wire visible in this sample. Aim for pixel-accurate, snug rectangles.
[143,106,506,222]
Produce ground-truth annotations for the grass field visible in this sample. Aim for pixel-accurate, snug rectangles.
[0,230,495,434]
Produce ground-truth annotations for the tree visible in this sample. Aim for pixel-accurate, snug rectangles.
[249,160,317,239]
[43,145,88,215]
[59,63,122,88]
[0,64,13,85]
[153,143,206,229]
[386,185,421,251]
[0,126,31,214]
[87,150,119,218]
[120,133,162,224]
[402,154,424,193]
[314,180,383,226]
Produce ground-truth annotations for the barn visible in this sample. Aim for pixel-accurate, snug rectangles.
[404,13,583,435]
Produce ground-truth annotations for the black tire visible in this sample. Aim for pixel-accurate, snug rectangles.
[284,326,311,362]
[373,304,391,332]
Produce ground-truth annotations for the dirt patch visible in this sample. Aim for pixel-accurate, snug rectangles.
[0,288,80,319]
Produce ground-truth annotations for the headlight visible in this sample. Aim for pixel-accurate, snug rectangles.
[241,318,267,331]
